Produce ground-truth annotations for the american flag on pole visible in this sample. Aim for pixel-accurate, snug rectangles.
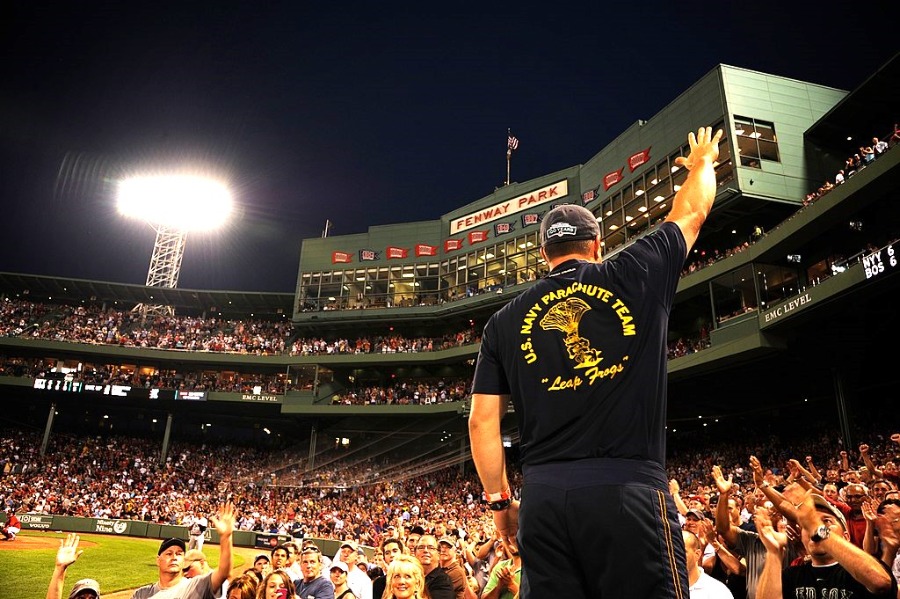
[508,132,519,152]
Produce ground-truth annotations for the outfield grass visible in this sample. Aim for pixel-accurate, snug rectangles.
[0,531,242,599]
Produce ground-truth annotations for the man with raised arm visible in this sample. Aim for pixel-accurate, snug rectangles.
[756,491,896,599]
[131,501,235,599]
[46,533,101,599]
[470,126,723,599]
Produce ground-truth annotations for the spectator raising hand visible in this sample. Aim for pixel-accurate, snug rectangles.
[711,465,733,495]
[47,533,98,599]
[754,507,786,555]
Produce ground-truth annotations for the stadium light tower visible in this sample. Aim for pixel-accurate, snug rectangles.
[116,173,233,317]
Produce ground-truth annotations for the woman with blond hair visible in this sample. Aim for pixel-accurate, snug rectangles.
[381,554,429,599]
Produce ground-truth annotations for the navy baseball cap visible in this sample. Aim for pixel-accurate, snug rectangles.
[158,538,186,555]
[540,204,600,247]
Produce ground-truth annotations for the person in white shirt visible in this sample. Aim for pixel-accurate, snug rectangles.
[187,512,208,552]
[334,540,372,599]
[683,531,734,599]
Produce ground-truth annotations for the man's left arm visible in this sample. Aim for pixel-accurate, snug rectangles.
[210,502,236,593]
[664,126,724,253]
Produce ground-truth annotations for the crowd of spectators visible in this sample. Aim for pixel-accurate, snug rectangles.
[288,329,478,357]
[8,414,900,598]
[332,379,471,406]
[0,298,481,360]
[805,127,894,205]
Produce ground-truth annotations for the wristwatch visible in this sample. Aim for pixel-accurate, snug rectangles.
[489,498,512,511]
[810,524,830,542]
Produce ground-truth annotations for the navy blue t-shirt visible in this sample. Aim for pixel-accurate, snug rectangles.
[472,222,686,466]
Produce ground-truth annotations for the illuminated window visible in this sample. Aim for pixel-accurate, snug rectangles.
[734,116,780,167]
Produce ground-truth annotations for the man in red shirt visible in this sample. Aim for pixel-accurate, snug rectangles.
[1,511,21,541]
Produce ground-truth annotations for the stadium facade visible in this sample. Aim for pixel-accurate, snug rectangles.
[1,56,898,480]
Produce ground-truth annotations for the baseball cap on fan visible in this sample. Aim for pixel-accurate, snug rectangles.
[158,537,186,555]
[68,579,100,599]
[540,204,601,247]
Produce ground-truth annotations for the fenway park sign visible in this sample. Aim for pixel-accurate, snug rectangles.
[450,180,568,235]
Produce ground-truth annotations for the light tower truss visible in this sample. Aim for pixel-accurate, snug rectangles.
[133,225,186,317]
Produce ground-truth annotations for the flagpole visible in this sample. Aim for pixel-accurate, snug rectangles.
[506,128,512,186]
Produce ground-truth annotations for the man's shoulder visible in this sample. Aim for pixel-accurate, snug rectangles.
[693,571,734,597]
[130,583,159,599]
[299,577,333,593]
[426,567,454,583]
[347,568,372,585]
[129,577,205,599]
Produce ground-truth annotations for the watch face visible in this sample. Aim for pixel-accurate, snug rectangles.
[812,525,829,541]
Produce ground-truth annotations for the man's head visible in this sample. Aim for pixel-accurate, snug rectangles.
[871,479,892,502]
[682,530,702,573]
[284,541,299,566]
[381,537,404,567]
[68,579,100,599]
[406,526,424,553]
[270,544,289,570]
[877,499,900,537]
[299,547,322,582]
[414,534,440,573]
[539,204,601,264]
[432,521,447,538]
[859,466,873,483]
[182,549,210,578]
[726,497,741,525]
[156,538,186,575]
[682,510,705,535]
[253,554,271,575]
[329,562,348,587]
[844,483,868,513]
[802,494,849,557]
[339,540,359,566]
[437,537,457,567]
[823,483,839,501]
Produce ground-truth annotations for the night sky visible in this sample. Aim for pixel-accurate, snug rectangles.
[1,2,892,292]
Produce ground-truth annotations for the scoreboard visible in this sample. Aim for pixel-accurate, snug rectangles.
[32,379,206,401]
